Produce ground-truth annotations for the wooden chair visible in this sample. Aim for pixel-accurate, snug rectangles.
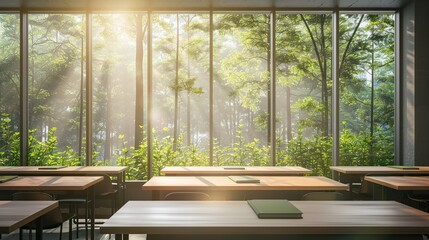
[58,174,117,237]
[407,193,429,212]
[301,192,347,200]
[163,192,211,201]
[12,192,75,240]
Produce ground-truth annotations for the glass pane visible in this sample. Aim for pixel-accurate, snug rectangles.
[339,14,395,166]
[0,14,20,166]
[92,14,148,180]
[28,14,84,166]
[275,14,333,176]
[152,13,210,174]
[213,13,270,166]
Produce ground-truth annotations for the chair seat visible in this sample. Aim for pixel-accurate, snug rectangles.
[23,213,75,230]
[408,193,429,212]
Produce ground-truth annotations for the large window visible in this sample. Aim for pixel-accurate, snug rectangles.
[0,11,396,179]
[275,14,333,176]
[339,14,395,166]
[152,13,209,174]
[28,14,85,166]
[92,14,138,163]
[0,14,20,166]
[213,13,270,166]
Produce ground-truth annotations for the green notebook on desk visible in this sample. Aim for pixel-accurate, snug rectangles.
[38,166,67,170]
[388,166,419,170]
[228,175,260,183]
[0,175,18,183]
[247,199,303,219]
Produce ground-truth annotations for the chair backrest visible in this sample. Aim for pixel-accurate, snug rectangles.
[94,174,116,196]
[301,192,347,201]
[12,192,54,201]
[163,192,211,201]
[12,192,63,227]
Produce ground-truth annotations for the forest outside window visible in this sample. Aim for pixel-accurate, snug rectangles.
[0,11,396,180]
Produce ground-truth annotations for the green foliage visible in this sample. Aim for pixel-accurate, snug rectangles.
[0,114,20,166]
[277,130,332,176]
[1,114,393,179]
[213,125,270,166]
[0,114,81,167]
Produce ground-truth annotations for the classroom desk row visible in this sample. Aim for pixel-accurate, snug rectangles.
[100,200,429,240]
[161,166,312,176]
[330,165,429,184]
[0,176,102,240]
[0,166,127,240]
[104,167,429,240]
[0,166,127,204]
[143,176,349,200]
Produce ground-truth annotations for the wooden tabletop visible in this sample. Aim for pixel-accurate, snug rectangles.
[0,176,103,191]
[0,166,127,175]
[142,176,348,191]
[100,200,429,235]
[364,176,429,190]
[161,166,312,176]
[0,201,58,234]
[330,166,429,174]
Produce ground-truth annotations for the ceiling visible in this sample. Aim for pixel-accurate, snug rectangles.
[0,0,414,11]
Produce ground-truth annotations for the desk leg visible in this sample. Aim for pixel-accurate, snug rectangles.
[35,217,43,240]
[121,172,126,206]
[85,190,89,240]
[90,187,95,240]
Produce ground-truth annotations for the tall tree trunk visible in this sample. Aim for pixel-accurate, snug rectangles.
[173,14,180,151]
[187,91,191,145]
[369,40,375,165]
[135,14,146,150]
[186,15,191,146]
[285,86,292,142]
[102,62,111,162]
[320,15,329,136]
[78,29,84,163]
[266,16,271,145]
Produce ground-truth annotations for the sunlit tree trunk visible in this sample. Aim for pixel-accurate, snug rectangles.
[369,40,375,165]
[186,15,191,146]
[135,13,146,150]
[320,15,329,136]
[266,16,271,145]
[102,62,111,162]
[285,86,292,142]
[78,25,84,163]
[173,14,180,151]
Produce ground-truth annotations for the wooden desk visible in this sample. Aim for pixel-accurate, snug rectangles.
[100,200,429,240]
[143,176,348,200]
[0,176,103,240]
[0,166,127,206]
[363,175,429,201]
[364,176,429,191]
[0,200,58,240]
[330,166,429,185]
[161,166,311,176]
